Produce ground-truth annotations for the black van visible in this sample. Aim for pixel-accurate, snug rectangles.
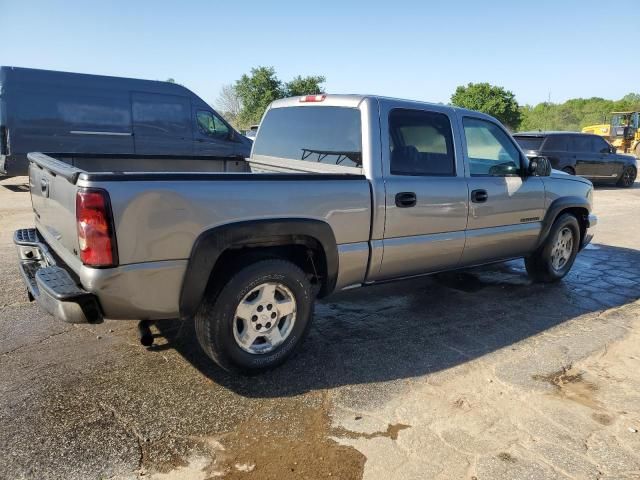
[0,67,252,176]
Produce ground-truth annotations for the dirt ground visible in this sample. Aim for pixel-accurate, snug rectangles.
[1,175,639,480]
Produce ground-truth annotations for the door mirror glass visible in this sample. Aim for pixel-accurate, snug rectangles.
[528,156,552,177]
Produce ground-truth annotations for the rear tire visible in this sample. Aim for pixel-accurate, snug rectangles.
[616,166,636,188]
[195,259,314,374]
[525,213,580,283]
[561,166,575,175]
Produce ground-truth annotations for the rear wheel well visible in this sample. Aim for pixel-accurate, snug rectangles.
[205,237,328,299]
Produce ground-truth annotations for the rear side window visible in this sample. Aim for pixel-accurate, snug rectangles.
[543,135,569,151]
[132,93,190,136]
[389,109,455,176]
[252,106,362,168]
[513,136,544,151]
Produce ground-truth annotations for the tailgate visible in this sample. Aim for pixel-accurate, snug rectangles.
[28,153,83,265]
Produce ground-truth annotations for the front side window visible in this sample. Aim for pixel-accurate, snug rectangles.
[197,111,229,138]
[592,136,611,153]
[463,117,521,176]
[389,109,455,176]
[572,135,592,153]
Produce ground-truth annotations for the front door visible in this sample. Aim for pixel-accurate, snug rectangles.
[460,116,545,265]
[589,135,624,179]
[375,106,469,280]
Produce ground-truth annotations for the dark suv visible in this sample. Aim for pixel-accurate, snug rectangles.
[514,132,637,188]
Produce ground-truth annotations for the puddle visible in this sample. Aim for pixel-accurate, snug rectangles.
[533,366,601,410]
[208,403,365,479]
[332,423,411,441]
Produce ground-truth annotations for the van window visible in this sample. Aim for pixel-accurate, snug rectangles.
[132,93,190,136]
[15,90,131,131]
[196,111,229,138]
[463,117,521,176]
[389,109,455,176]
[252,106,362,168]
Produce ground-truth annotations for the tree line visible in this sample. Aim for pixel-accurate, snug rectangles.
[212,67,640,133]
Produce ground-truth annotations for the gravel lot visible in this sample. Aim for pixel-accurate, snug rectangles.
[1,175,639,480]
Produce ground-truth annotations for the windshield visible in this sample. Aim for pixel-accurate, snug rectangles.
[611,114,630,127]
[252,106,362,168]
[513,136,544,151]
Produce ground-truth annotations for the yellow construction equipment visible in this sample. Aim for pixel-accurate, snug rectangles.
[582,112,640,157]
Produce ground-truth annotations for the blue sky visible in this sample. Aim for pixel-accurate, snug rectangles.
[2,0,638,107]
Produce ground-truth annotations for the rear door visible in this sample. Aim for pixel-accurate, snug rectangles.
[192,108,235,157]
[376,105,468,280]
[461,116,545,265]
[132,92,193,155]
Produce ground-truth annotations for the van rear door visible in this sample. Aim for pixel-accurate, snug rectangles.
[132,92,193,155]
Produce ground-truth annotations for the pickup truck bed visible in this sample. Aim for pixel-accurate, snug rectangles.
[22,151,371,323]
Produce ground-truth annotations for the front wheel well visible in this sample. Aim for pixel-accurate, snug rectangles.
[557,207,589,245]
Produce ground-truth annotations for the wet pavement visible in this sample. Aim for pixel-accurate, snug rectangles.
[1,176,639,479]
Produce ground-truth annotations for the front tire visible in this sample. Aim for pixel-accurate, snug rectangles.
[195,259,314,374]
[616,165,636,188]
[525,213,580,283]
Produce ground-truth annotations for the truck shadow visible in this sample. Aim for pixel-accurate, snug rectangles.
[155,243,640,397]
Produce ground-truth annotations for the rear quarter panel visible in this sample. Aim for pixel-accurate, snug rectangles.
[79,177,373,266]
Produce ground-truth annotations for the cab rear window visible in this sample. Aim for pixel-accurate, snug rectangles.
[513,136,544,151]
[252,106,362,168]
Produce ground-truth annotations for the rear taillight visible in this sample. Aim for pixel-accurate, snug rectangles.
[299,94,326,103]
[76,189,117,267]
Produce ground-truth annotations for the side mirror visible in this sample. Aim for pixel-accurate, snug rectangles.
[609,145,616,154]
[528,156,552,177]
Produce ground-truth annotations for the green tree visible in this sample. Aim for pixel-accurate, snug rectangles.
[285,75,326,97]
[235,67,284,128]
[451,82,522,130]
[518,93,640,132]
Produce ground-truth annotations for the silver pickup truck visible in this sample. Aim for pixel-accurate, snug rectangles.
[15,94,597,373]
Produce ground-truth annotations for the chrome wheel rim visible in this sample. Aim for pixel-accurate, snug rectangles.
[233,282,297,355]
[550,227,574,271]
